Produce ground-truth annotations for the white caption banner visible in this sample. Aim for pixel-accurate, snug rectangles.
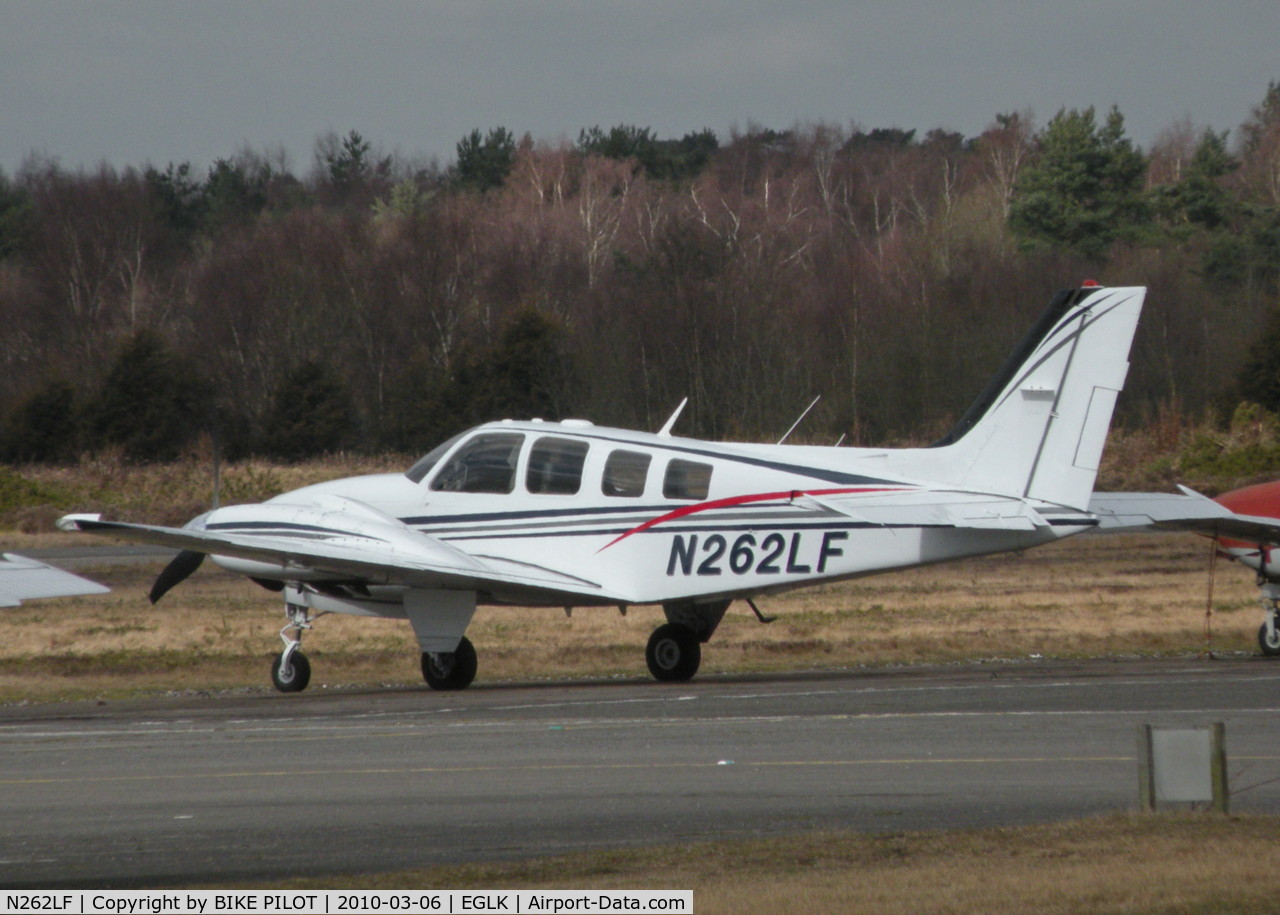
[1,891,693,915]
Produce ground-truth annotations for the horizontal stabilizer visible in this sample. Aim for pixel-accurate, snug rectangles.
[1089,489,1280,546]
[1088,490,1231,530]
[795,490,1049,531]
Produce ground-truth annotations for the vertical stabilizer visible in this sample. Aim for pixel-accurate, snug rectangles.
[927,285,1145,509]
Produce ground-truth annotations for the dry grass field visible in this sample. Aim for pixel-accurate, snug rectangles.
[0,528,1262,702]
[274,814,1280,914]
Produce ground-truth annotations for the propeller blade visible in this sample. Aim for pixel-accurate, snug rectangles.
[150,550,206,604]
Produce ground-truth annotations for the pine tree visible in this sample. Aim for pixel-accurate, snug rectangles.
[259,360,358,461]
[455,127,516,192]
[1008,106,1147,259]
[87,330,211,462]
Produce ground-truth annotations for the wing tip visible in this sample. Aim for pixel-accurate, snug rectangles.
[56,513,102,532]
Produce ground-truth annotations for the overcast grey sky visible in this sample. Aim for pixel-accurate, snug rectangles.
[2,1,1277,175]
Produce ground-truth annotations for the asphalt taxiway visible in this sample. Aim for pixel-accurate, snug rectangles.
[1,658,1278,888]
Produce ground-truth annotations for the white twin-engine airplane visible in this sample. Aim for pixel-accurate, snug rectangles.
[59,284,1146,693]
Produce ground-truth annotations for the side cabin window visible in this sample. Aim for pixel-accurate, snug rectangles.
[429,432,524,493]
[663,459,712,501]
[602,449,651,497]
[526,436,589,495]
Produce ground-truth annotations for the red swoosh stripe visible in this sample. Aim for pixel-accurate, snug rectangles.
[596,486,911,552]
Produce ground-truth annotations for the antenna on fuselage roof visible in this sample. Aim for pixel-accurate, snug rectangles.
[777,395,821,445]
[657,398,688,437]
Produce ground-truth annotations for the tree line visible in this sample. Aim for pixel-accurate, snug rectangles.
[2,84,1279,465]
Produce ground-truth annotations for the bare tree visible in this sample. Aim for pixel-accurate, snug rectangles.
[974,111,1034,218]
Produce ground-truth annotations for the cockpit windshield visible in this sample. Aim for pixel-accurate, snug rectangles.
[404,432,467,484]
[430,432,525,493]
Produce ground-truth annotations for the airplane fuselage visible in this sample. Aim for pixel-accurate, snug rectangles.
[210,419,1092,609]
[1213,481,1280,580]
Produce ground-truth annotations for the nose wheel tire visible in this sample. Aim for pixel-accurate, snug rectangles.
[645,623,701,682]
[1259,623,1280,657]
[422,636,478,690]
[271,650,311,693]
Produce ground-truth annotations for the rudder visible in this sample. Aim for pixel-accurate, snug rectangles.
[927,285,1145,509]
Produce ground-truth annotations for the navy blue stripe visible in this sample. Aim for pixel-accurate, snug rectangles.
[638,444,884,485]
[401,504,675,526]
[434,521,954,542]
[205,521,392,543]
[420,511,820,536]
[207,521,350,535]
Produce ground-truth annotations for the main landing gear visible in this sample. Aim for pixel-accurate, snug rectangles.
[644,598,735,683]
[421,637,478,690]
[646,623,700,681]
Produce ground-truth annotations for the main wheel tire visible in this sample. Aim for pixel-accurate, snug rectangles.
[645,623,701,682]
[1259,622,1280,657]
[422,636,478,691]
[271,650,311,693]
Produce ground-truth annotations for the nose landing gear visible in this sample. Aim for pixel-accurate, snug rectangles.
[1257,583,1280,658]
[272,603,324,693]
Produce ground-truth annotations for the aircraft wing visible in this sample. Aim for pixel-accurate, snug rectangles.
[1088,488,1280,546]
[0,553,110,607]
[57,514,626,604]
